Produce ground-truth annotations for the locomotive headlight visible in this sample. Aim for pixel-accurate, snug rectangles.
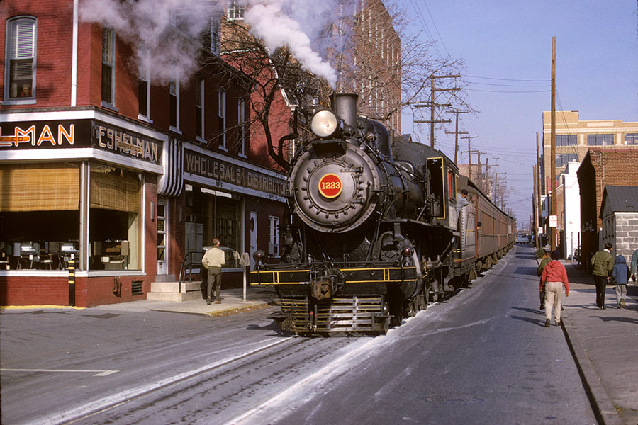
[311,110,339,138]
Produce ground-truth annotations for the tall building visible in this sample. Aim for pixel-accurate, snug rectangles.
[331,0,402,134]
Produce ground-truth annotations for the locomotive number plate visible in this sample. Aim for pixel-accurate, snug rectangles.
[318,173,342,198]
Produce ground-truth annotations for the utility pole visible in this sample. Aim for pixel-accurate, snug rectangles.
[536,132,543,248]
[444,110,468,165]
[550,36,557,252]
[460,135,476,180]
[533,164,539,249]
[414,74,460,148]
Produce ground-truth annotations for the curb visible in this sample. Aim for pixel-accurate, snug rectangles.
[562,315,623,425]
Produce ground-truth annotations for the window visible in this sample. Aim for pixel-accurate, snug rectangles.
[268,215,280,257]
[218,88,226,149]
[196,77,205,140]
[625,133,638,145]
[555,135,576,146]
[227,2,245,20]
[138,47,151,121]
[210,15,221,55]
[101,28,116,107]
[5,16,36,102]
[556,153,578,167]
[238,98,246,155]
[169,78,180,131]
[587,134,613,146]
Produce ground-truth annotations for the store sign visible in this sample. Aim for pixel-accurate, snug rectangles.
[185,150,286,197]
[91,122,161,164]
[0,120,90,148]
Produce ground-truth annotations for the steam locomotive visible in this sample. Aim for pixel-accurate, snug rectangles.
[251,93,515,334]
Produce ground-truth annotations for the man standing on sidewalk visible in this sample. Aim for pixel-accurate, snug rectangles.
[541,250,569,327]
[591,242,614,310]
[537,246,552,310]
[202,238,226,305]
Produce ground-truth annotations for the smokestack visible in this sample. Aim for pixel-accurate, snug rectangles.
[331,93,358,128]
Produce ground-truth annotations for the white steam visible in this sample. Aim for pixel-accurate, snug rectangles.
[79,0,351,87]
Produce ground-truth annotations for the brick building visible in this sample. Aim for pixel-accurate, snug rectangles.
[540,111,638,254]
[576,148,638,272]
[600,186,638,263]
[0,0,286,306]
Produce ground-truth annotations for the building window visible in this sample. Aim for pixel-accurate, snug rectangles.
[169,78,180,131]
[587,134,613,146]
[625,133,638,145]
[556,134,576,146]
[138,47,151,121]
[218,87,226,149]
[5,16,36,102]
[556,153,578,167]
[89,165,142,271]
[196,77,205,140]
[238,98,246,155]
[268,215,280,257]
[101,28,116,107]
[227,2,245,20]
[210,15,221,55]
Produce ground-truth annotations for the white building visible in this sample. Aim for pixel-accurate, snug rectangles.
[562,161,581,260]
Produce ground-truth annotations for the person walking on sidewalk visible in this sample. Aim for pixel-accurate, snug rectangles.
[611,254,629,309]
[591,242,614,310]
[537,246,552,310]
[541,250,569,327]
[202,238,225,305]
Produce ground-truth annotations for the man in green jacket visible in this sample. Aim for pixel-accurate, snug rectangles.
[537,246,552,310]
[591,242,614,309]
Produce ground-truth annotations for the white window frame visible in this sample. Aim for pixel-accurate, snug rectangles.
[210,15,221,55]
[238,97,246,156]
[227,2,245,21]
[218,87,227,150]
[101,27,116,110]
[138,46,152,123]
[169,77,181,133]
[4,16,37,105]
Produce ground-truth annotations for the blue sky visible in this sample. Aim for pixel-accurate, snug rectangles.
[399,1,638,226]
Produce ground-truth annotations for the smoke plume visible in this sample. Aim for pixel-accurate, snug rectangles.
[79,0,353,87]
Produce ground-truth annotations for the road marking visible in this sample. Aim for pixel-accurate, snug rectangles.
[1,368,118,376]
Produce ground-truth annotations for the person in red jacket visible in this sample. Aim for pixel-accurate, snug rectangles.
[541,250,570,327]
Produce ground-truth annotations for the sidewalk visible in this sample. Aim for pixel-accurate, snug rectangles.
[2,285,279,317]
[560,261,638,425]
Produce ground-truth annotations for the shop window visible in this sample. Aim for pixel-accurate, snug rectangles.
[185,186,241,267]
[4,16,36,103]
[0,164,79,270]
[268,215,279,257]
[89,165,142,271]
[101,28,116,108]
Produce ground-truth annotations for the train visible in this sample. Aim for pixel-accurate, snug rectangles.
[251,93,515,335]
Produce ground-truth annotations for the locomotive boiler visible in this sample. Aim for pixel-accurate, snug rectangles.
[251,93,514,335]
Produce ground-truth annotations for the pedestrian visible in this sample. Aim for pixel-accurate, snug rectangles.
[201,238,225,305]
[541,250,569,327]
[631,248,638,283]
[537,246,552,310]
[611,254,629,309]
[591,242,614,310]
